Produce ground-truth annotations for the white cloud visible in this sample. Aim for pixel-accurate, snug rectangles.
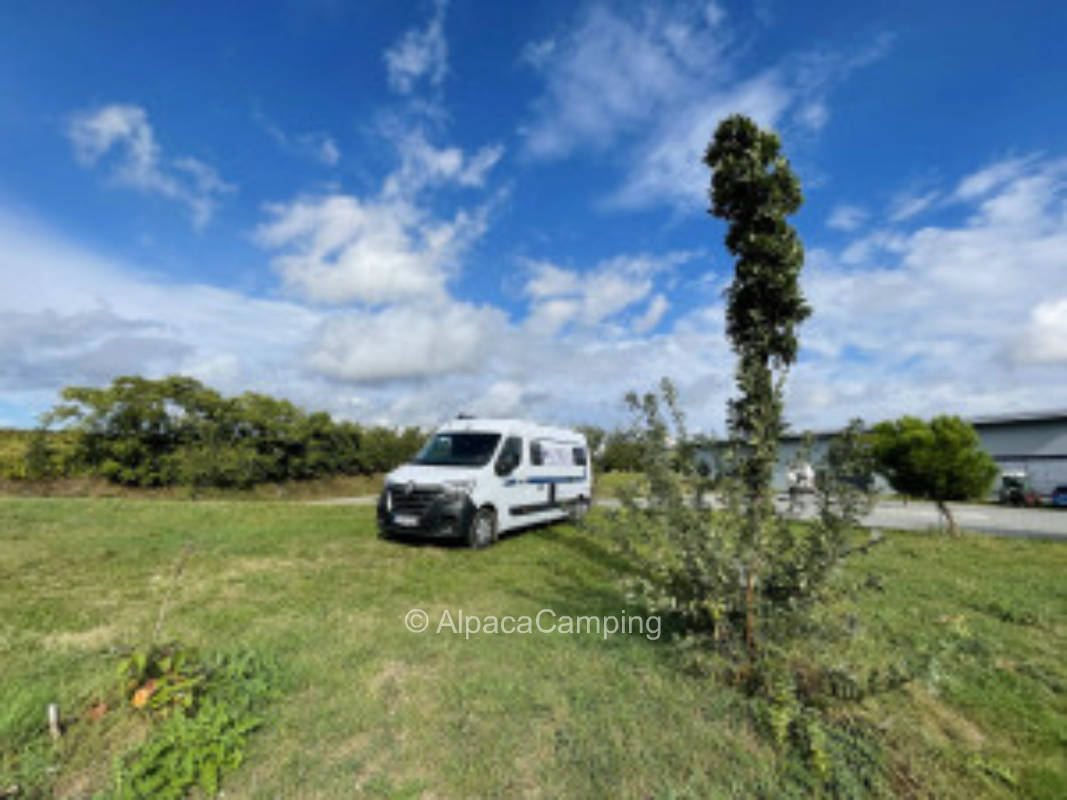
[609,73,792,210]
[520,3,729,161]
[827,204,868,231]
[384,129,504,197]
[521,3,891,211]
[523,252,693,334]
[308,301,507,382]
[468,380,532,418]
[0,215,738,431]
[888,189,939,222]
[255,125,502,307]
[633,294,670,333]
[256,191,492,306]
[318,137,342,166]
[523,262,583,299]
[256,112,342,166]
[953,156,1033,201]
[795,101,829,132]
[0,212,322,417]
[792,155,1067,427]
[703,2,726,27]
[520,37,556,69]
[384,0,448,94]
[10,139,1067,437]
[67,104,235,228]
[1014,298,1067,364]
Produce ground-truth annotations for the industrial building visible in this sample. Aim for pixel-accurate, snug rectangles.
[705,411,1067,497]
[968,411,1067,497]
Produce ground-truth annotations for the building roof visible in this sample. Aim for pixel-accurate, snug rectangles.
[774,409,1067,441]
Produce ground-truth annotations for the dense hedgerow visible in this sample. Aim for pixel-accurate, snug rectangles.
[14,375,423,488]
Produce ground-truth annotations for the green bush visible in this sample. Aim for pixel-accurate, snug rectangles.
[35,375,423,489]
[869,415,998,534]
[112,647,279,799]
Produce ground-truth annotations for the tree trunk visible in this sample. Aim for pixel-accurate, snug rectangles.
[936,500,959,537]
[745,568,756,658]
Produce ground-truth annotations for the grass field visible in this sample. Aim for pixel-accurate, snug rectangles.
[0,473,386,502]
[2,499,1065,798]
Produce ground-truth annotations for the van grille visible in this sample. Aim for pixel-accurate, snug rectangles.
[389,486,442,515]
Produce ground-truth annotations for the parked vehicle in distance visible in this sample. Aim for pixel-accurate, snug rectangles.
[998,471,1040,506]
[1051,485,1067,508]
[377,417,592,548]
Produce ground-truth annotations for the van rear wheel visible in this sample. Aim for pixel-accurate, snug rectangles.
[467,507,497,549]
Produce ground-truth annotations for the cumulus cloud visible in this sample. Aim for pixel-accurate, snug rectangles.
[1013,298,1067,365]
[523,252,693,335]
[792,155,1067,427]
[17,124,1067,437]
[308,301,507,382]
[0,309,190,392]
[0,212,325,421]
[384,129,504,197]
[0,211,730,431]
[254,130,502,308]
[255,188,494,306]
[384,0,448,94]
[67,104,235,228]
[255,98,503,309]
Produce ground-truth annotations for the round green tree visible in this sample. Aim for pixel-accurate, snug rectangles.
[869,415,999,535]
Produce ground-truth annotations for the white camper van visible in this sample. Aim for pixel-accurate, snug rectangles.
[377,417,592,548]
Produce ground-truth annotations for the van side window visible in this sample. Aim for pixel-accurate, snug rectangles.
[530,440,544,466]
[572,447,587,466]
[495,436,523,476]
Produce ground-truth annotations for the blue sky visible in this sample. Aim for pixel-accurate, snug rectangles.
[1,0,1066,432]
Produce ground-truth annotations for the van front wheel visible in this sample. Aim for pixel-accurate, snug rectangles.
[467,507,497,549]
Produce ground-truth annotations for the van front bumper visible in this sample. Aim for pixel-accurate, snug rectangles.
[376,491,476,539]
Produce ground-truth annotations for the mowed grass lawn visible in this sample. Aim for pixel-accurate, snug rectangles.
[2,498,1066,798]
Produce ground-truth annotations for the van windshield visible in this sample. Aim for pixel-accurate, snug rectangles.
[412,432,502,467]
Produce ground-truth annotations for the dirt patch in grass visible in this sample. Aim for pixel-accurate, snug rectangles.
[909,685,988,749]
[42,623,121,652]
[220,556,310,580]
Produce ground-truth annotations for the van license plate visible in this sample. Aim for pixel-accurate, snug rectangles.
[393,514,419,527]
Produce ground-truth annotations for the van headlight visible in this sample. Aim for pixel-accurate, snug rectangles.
[442,479,475,497]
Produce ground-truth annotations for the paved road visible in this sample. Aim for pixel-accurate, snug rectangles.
[597,496,1067,541]
[307,495,378,506]
[850,499,1067,541]
[310,494,1067,540]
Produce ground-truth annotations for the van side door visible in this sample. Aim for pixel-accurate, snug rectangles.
[494,436,536,522]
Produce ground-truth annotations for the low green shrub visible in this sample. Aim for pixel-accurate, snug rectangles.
[110,647,279,799]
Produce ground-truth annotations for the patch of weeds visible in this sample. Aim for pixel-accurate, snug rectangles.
[974,600,1041,627]
[1015,661,1067,695]
[108,647,280,799]
[117,642,205,715]
[969,754,1017,790]
[748,660,896,798]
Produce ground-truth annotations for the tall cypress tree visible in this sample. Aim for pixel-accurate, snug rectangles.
[704,114,810,651]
